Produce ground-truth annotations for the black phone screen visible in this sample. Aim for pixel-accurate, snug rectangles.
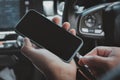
[15,10,83,62]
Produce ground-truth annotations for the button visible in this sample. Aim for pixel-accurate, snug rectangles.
[89,29,95,33]
[95,29,102,34]
[81,28,88,33]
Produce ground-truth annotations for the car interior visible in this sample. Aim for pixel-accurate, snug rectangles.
[0,0,120,80]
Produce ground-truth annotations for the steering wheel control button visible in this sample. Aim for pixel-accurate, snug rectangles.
[95,29,102,34]
[84,15,96,28]
[82,28,88,33]
[88,29,95,33]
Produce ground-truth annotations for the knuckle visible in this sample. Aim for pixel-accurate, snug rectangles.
[21,45,30,52]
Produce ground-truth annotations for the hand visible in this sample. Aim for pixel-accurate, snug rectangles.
[78,46,120,78]
[21,17,77,80]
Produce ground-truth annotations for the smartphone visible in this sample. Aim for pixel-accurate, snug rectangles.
[15,10,83,62]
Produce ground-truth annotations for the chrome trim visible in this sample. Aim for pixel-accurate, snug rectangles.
[0,31,16,35]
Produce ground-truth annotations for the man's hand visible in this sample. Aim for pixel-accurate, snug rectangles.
[78,46,120,78]
[21,17,77,80]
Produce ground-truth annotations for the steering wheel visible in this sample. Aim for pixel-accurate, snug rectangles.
[62,0,120,55]
[62,0,105,29]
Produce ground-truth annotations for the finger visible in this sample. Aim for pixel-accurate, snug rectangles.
[21,37,33,54]
[23,37,32,48]
[32,44,39,48]
[78,56,93,66]
[69,29,76,35]
[52,17,60,24]
[85,46,112,57]
[78,55,109,77]
[77,57,84,66]
[62,22,70,31]
[78,55,108,67]
[95,46,112,57]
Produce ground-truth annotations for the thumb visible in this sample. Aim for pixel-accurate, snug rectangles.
[78,55,108,67]
[23,37,32,48]
[21,37,35,57]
